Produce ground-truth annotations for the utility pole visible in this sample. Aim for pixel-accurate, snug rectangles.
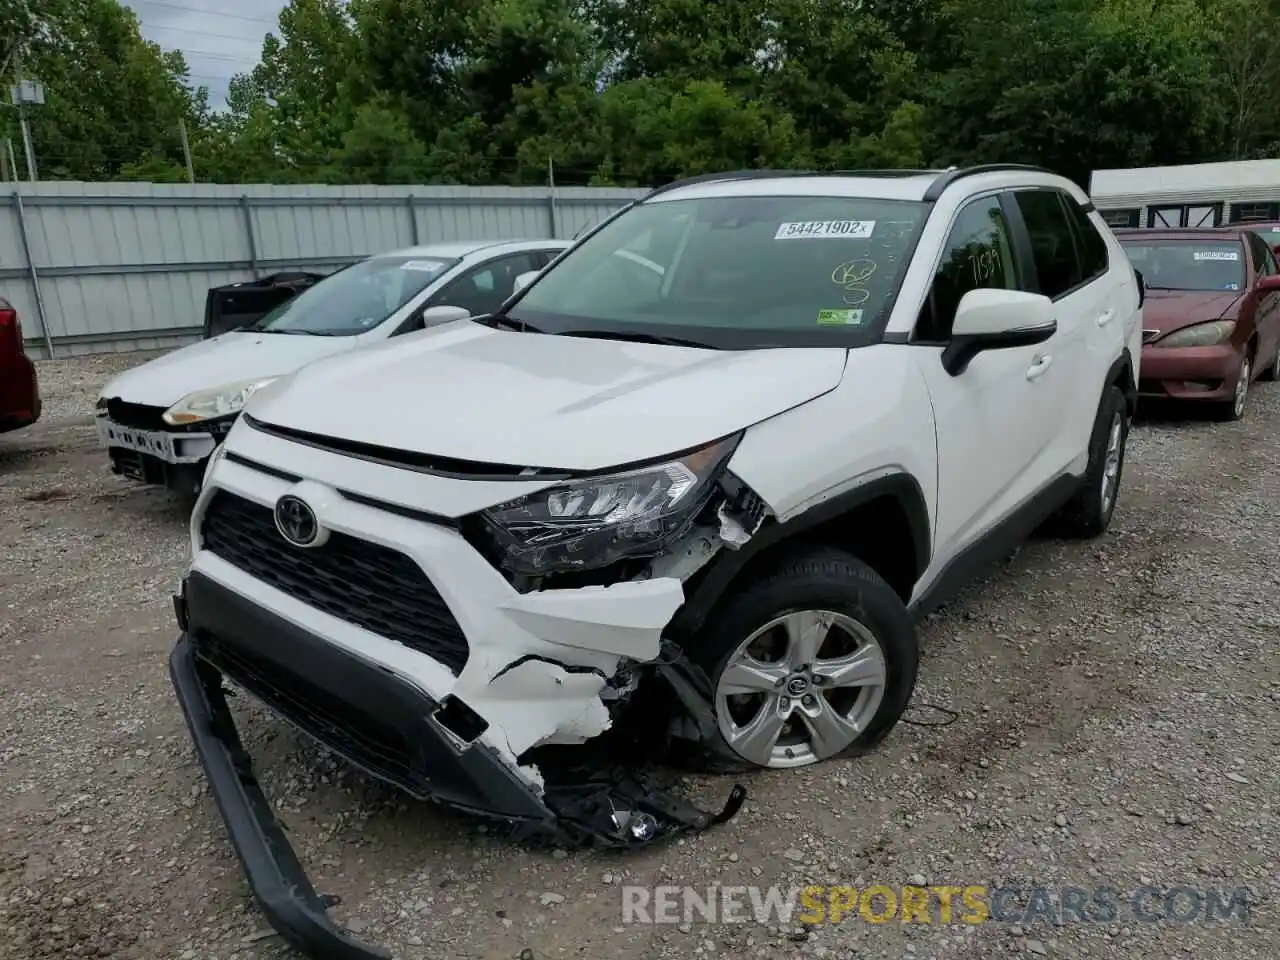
[9,49,42,182]
[179,119,195,182]
[547,155,558,238]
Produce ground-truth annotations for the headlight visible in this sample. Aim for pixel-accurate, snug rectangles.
[162,377,276,426]
[1158,320,1235,348]
[479,435,740,575]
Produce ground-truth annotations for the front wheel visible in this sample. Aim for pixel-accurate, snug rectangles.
[1216,353,1252,421]
[688,547,918,773]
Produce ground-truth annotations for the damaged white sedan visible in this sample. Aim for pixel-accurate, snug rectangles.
[169,163,1142,959]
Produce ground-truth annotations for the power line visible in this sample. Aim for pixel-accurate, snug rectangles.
[143,22,269,45]
[130,0,283,26]
[175,49,262,65]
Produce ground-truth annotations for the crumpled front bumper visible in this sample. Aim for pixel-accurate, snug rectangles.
[170,572,745,959]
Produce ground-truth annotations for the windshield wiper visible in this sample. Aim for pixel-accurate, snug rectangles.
[558,329,718,349]
[471,313,544,333]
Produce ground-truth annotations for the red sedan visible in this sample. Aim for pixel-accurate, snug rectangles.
[1116,227,1280,420]
[0,298,41,434]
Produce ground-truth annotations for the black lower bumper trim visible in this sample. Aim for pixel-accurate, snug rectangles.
[169,636,391,960]
[169,572,748,958]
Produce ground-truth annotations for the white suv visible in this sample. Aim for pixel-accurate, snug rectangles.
[169,165,1141,956]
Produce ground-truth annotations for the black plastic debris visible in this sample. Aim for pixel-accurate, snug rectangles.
[533,767,746,849]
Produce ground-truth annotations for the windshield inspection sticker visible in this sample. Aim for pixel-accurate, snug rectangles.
[817,308,864,325]
[1193,250,1239,261]
[400,260,444,271]
[775,220,876,240]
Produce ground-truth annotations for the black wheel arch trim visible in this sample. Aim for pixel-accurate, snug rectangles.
[1107,350,1138,414]
[669,472,931,638]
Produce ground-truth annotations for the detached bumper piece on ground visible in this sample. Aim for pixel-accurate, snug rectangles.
[169,576,745,960]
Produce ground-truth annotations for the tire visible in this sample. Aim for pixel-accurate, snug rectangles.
[684,546,918,774]
[1053,384,1129,539]
[1260,344,1280,382]
[1216,352,1252,422]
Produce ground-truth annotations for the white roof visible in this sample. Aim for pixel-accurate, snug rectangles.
[649,167,1084,204]
[652,173,945,203]
[1090,159,1280,206]
[373,238,572,260]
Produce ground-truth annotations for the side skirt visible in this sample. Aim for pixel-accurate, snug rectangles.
[907,473,1081,621]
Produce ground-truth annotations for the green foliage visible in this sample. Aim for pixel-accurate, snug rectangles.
[4,0,1280,185]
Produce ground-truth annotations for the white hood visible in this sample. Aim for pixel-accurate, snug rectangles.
[99,332,355,407]
[245,322,849,471]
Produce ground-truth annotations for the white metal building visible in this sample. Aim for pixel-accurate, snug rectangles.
[1089,158,1280,230]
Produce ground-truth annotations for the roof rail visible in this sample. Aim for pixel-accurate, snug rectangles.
[923,163,1055,202]
[643,170,808,199]
[644,167,948,200]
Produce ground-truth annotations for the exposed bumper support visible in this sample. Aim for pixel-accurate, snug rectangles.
[169,636,391,960]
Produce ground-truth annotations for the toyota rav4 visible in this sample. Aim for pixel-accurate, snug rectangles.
[169,164,1142,959]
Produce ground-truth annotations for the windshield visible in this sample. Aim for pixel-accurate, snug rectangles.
[252,255,455,336]
[507,195,930,348]
[1119,239,1245,292]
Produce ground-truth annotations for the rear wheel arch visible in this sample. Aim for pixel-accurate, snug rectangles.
[1107,350,1137,416]
[669,473,931,642]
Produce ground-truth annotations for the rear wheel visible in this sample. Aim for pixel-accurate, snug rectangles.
[688,547,918,773]
[1260,344,1280,382]
[1053,384,1128,539]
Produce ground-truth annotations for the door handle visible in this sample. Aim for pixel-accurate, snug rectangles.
[1097,309,1115,326]
[1026,354,1053,380]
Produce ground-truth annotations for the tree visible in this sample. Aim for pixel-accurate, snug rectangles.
[1,0,207,181]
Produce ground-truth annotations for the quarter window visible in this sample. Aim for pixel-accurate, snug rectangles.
[1062,199,1109,282]
[1014,189,1087,299]
[915,196,1019,342]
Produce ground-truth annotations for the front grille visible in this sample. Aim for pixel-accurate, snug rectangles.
[200,491,470,673]
[198,634,425,794]
[103,397,168,431]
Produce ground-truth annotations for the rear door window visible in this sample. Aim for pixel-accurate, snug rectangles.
[1013,189,1086,299]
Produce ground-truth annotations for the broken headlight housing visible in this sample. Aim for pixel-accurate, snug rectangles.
[479,435,740,575]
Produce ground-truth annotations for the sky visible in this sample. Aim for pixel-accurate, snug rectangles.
[123,0,288,108]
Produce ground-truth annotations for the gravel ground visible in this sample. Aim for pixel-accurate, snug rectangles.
[1,352,1277,960]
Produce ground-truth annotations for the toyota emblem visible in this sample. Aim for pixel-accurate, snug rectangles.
[274,494,319,547]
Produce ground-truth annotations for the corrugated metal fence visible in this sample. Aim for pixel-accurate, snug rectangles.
[1,182,647,358]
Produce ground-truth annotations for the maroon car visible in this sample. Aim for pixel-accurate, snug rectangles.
[1116,227,1280,420]
[0,298,40,434]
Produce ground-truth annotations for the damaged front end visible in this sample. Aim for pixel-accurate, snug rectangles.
[170,436,773,959]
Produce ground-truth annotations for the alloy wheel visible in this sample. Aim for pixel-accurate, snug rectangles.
[1099,411,1124,517]
[1234,356,1251,419]
[713,610,887,769]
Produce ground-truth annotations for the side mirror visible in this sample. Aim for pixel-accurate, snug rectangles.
[1271,243,1280,259]
[943,288,1057,377]
[1134,268,1145,308]
[420,304,472,326]
[513,270,539,293]
[1257,275,1280,292]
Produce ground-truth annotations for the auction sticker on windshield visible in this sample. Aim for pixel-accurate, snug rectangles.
[400,260,446,271]
[816,308,864,325]
[1193,250,1239,261]
[775,220,876,240]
